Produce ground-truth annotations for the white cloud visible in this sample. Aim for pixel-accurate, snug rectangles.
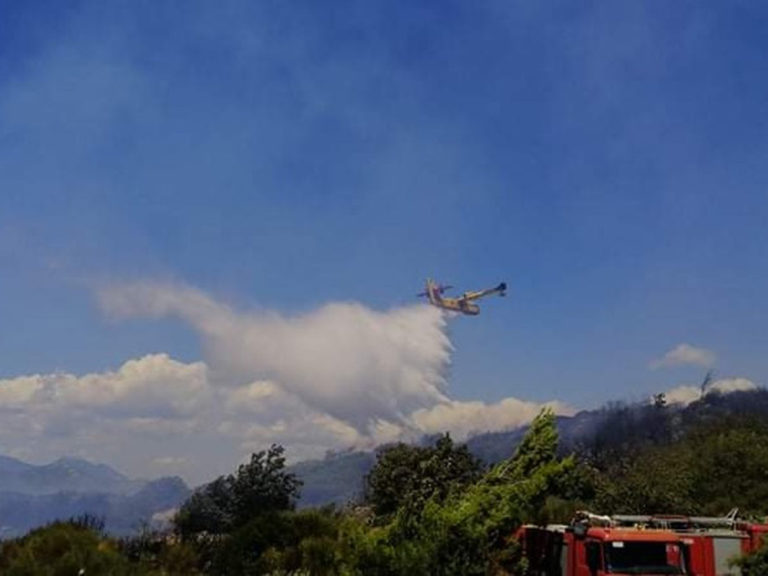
[92,282,568,475]
[410,398,575,440]
[0,354,224,482]
[0,354,211,419]
[662,377,758,406]
[708,377,757,395]
[651,343,716,369]
[98,281,452,432]
[0,282,571,483]
[0,375,46,408]
[662,385,701,406]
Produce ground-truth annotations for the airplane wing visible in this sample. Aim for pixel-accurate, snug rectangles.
[460,282,507,302]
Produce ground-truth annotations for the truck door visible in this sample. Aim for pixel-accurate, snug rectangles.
[572,537,601,576]
[681,538,706,576]
[585,541,603,576]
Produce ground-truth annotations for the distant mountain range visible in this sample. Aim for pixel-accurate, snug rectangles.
[0,456,146,496]
[288,410,607,508]
[0,456,190,538]
[289,389,768,508]
[3,388,765,537]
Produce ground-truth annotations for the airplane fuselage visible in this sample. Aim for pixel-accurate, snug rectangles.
[426,282,482,315]
[422,278,506,315]
[434,298,481,315]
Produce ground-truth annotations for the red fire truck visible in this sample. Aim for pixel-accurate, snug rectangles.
[609,511,768,576]
[520,523,690,576]
[519,510,768,576]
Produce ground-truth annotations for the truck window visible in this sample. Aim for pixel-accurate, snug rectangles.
[586,542,602,573]
[604,542,686,575]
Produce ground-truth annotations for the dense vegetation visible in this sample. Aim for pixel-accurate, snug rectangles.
[3,389,768,574]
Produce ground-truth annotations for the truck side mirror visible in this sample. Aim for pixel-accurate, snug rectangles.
[573,522,588,539]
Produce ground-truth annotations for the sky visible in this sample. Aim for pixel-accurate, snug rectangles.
[2,1,768,484]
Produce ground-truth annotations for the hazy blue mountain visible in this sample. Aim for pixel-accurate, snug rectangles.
[290,450,375,508]
[289,428,545,509]
[288,408,628,508]
[464,428,528,465]
[0,477,190,539]
[0,455,144,495]
[0,456,190,538]
[0,455,34,476]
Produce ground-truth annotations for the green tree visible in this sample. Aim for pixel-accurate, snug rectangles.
[348,409,583,576]
[490,407,559,481]
[364,433,483,519]
[731,540,768,576]
[0,520,138,576]
[231,445,302,526]
[594,418,768,516]
[686,420,768,515]
[175,444,301,538]
[120,525,201,575]
[206,508,345,576]
[175,475,235,536]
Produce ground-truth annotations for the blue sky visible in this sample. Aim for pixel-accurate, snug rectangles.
[2,1,768,480]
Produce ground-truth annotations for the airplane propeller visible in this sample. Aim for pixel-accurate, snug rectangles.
[417,284,453,297]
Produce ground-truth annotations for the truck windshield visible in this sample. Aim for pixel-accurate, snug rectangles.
[604,541,685,575]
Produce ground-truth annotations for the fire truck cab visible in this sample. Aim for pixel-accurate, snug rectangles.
[611,511,768,576]
[520,524,689,576]
[520,510,768,576]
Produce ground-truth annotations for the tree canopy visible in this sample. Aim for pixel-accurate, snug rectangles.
[594,418,768,516]
[364,433,483,519]
[0,519,134,576]
[175,444,302,538]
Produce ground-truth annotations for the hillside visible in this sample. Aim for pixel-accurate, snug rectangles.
[0,457,190,538]
[289,450,375,508]
[291,389,768,508]
[2,388,765,535]
[0,456,144,496]
[289,410,606,508]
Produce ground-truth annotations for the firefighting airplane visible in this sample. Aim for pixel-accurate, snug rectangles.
[418,278,507,316]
